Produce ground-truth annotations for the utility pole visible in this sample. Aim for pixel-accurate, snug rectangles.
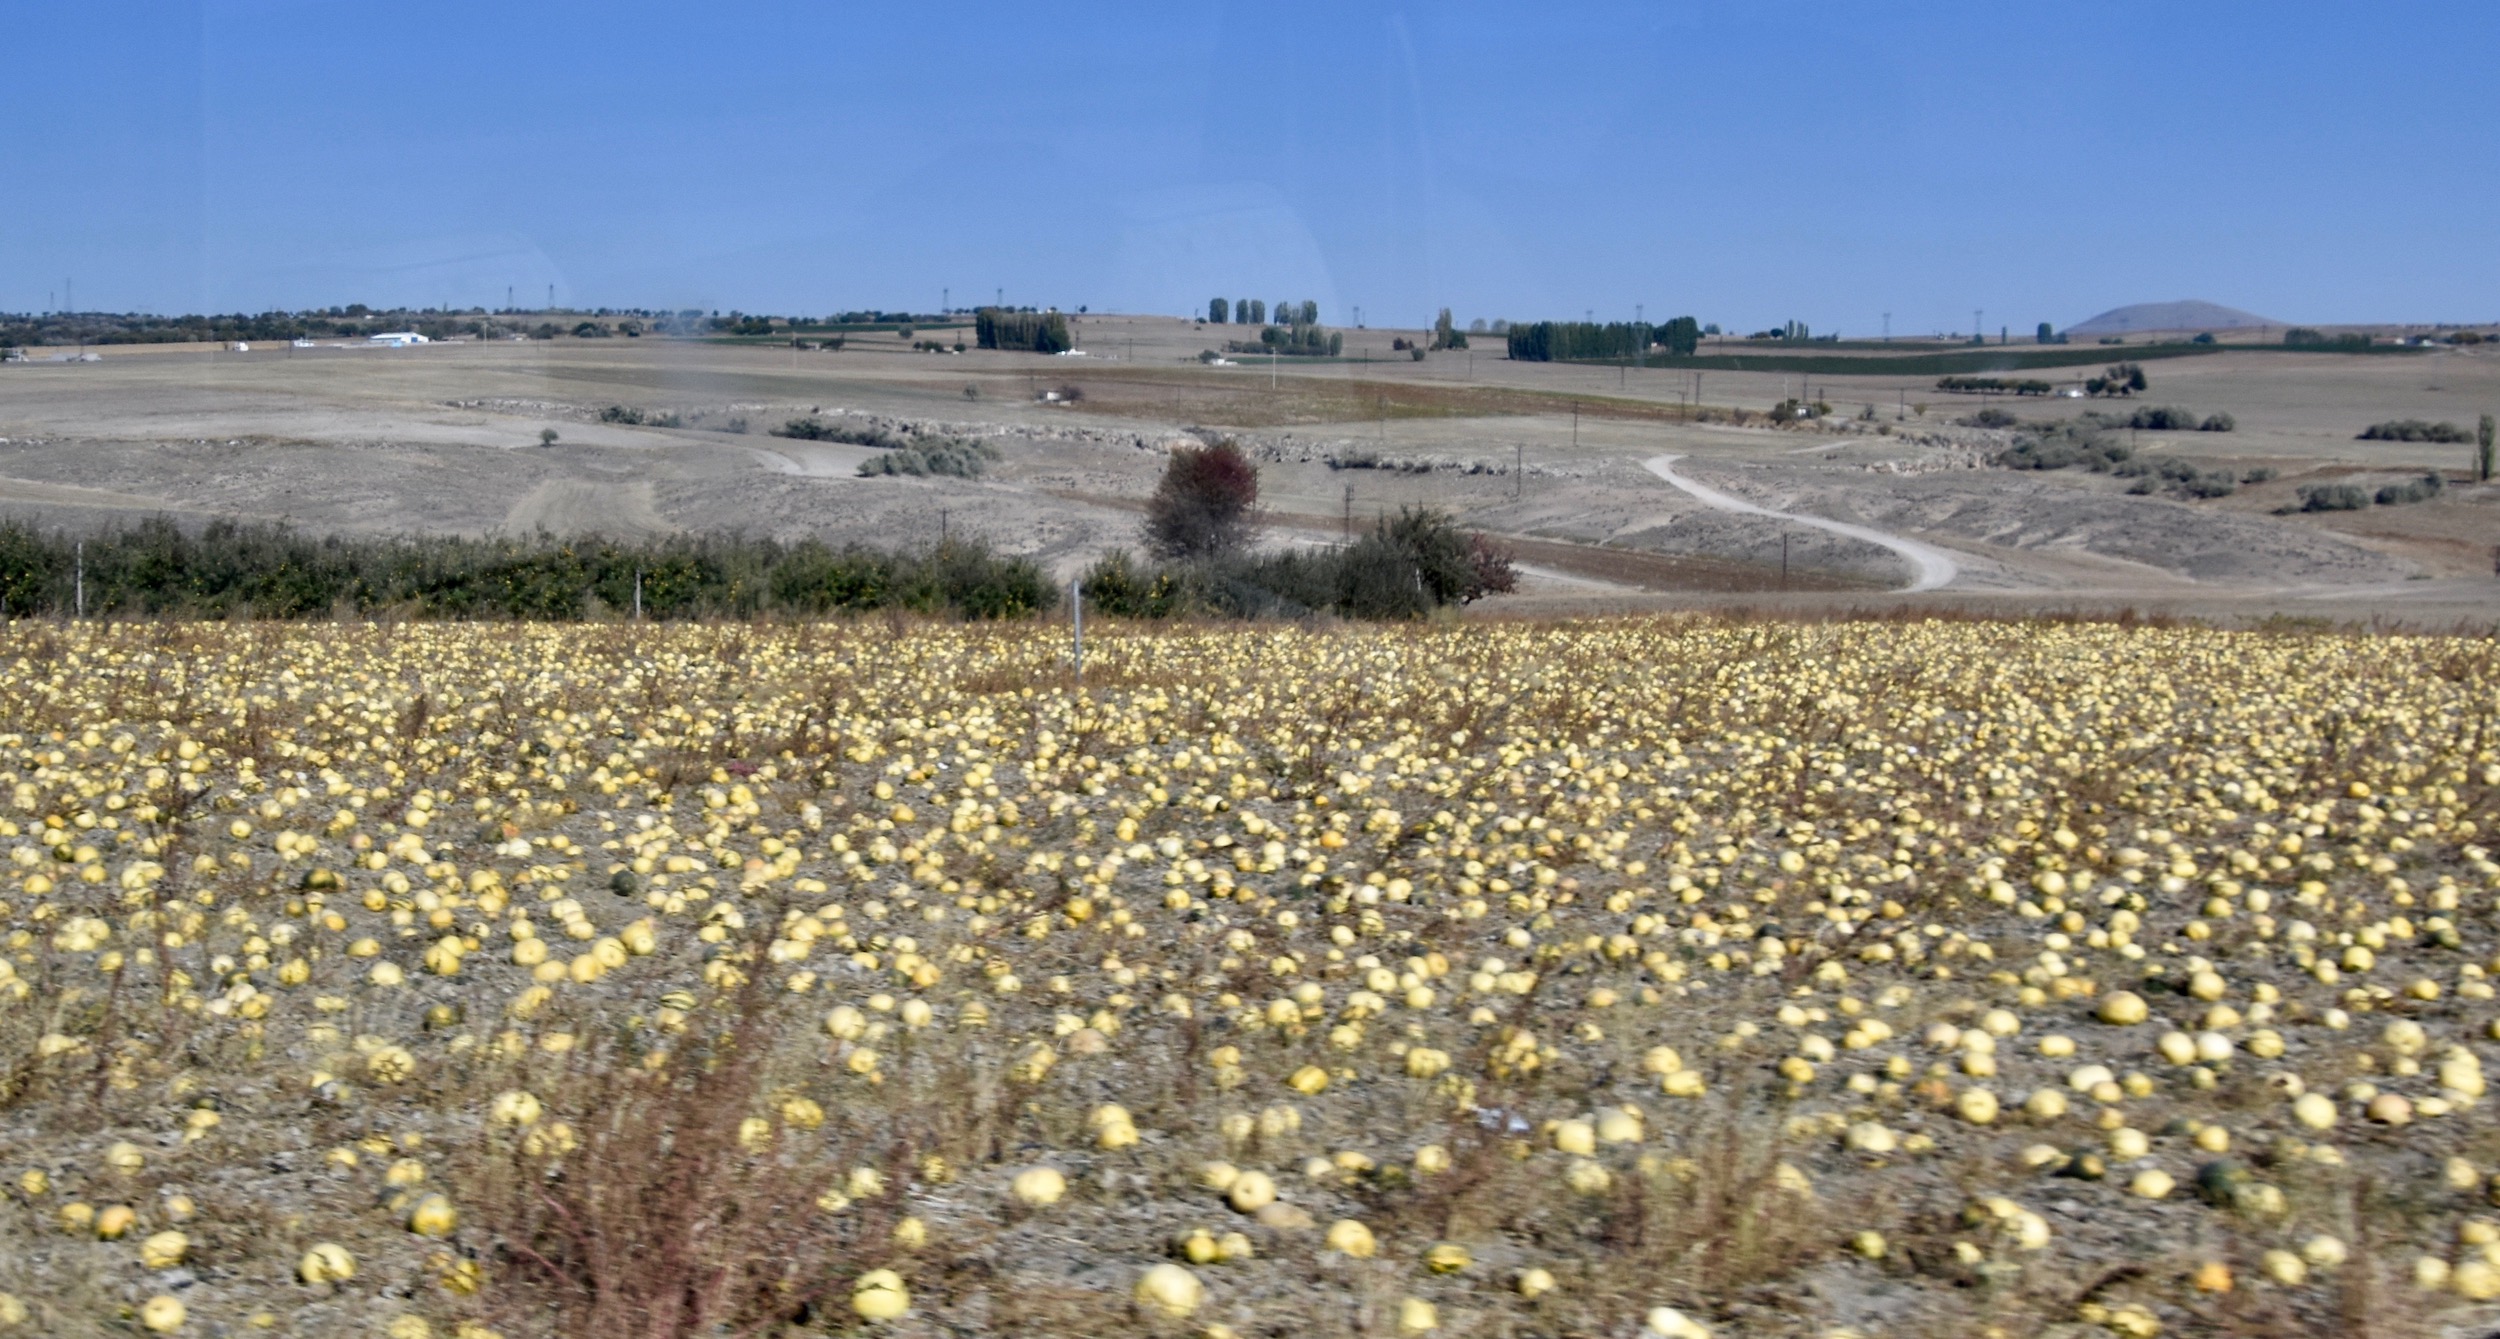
[1883,311,1891,343]
[943,287,949,313]
[547,284,553,310]
[1514,443,1523,500]
[1974,309,1982,344]
[1571,400,1579,447]
[940,509,949,545]
[1781,534,1790,590]
[1343,484,1354,542]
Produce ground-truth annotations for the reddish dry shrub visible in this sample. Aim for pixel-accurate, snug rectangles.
[1145,439,1261,559]
[466,983,868,1339]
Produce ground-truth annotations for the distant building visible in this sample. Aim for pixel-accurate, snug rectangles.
[367,331,431,347]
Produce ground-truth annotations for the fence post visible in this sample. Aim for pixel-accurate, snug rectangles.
[1070,578,1084,681]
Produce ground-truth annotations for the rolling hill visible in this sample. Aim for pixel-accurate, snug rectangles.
[2065,300,2281,337]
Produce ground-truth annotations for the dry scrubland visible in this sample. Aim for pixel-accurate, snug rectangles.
[3,328,2497,621]
[1,618,2499,1338]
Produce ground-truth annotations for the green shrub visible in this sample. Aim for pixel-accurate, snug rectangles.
[1998,423,2132,472]
[2358,420,2470,443]
[1077,508,1515,622]
[856,437,1000,478]
[2298,484,2369,511]
[773,417,910,448]
[2374,473,2446,506]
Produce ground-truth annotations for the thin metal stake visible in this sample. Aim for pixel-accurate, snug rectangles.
[1070,578,1084,680]
[74,540,84,619]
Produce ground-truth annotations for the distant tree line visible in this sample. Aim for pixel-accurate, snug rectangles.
[1936,376,2055,396]
[974,308,1073,353]
[1506,318,1701,362]
[2284,328,2373,349]
[1228,325,1343,357]
[0,306,765,348]
[1208,299,1320,327]
[0,518,1053,620]
[1745,320,1823,342]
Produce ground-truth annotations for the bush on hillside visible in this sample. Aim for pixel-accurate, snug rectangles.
[2358,419,2471,443]
[2298,484,2369,512]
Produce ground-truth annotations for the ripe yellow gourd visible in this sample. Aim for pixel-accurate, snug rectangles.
[851,1269,910,1320]
[1011,1167,1066,1207]
[1134,1262,1203,1318]
[407,1193,457,1237]
[300,1242,357,1285]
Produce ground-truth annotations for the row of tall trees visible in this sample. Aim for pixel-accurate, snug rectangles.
[973,308,1072,353]
[1504,317,1702,362]
[1207,298,1321,326]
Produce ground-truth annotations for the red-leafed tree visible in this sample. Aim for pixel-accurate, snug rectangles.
[1145,439,1260,559]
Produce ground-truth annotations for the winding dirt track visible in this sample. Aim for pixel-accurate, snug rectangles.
[1643,454,1960,593]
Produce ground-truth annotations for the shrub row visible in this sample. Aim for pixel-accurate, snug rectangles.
[856,438,1000,478]
[2124,406,2234,432]
[2359,419,2471,443]
[2289,478,2442,512]
[0,519,1052,621]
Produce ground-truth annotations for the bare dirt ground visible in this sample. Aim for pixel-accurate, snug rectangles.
[0,323,2493,625]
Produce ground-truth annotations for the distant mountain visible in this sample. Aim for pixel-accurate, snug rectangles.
[2065,300,2281,337]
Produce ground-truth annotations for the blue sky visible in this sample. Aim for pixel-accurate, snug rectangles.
[3,2,2492,332]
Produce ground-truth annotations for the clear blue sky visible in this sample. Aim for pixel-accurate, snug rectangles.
[4,2,2492,333]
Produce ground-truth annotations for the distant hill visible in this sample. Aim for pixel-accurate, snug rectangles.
[2065,300,2281,337]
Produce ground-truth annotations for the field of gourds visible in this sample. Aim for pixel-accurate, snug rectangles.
[0,617,2494,1338]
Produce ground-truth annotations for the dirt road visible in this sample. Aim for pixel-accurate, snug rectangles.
[1643,454,1961,592]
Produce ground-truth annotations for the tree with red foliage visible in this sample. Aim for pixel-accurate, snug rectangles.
[1145,438,1260,559]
